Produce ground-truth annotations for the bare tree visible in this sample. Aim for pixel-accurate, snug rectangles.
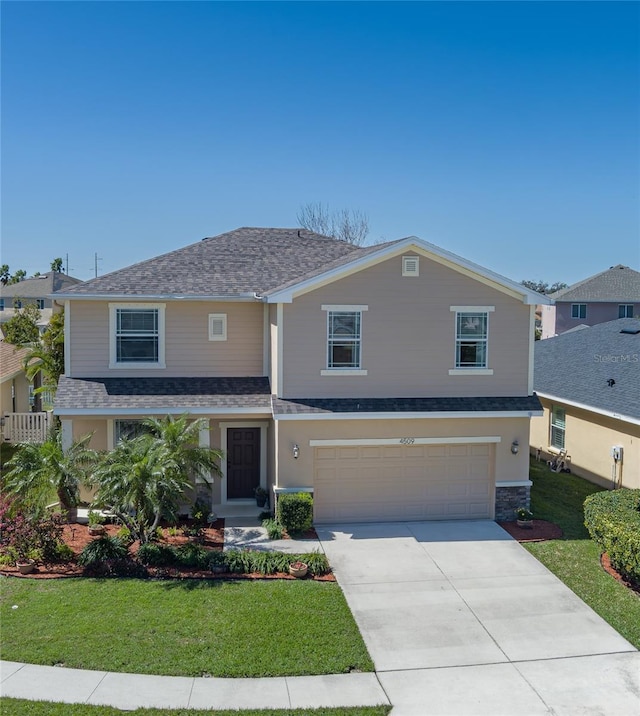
[297,202,369,246]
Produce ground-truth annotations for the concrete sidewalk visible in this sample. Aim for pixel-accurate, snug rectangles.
[0,661,389,711]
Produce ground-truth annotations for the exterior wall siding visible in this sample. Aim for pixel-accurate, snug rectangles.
[275,416,531,489]
[68,300,264,377]
[554,302,640,335]
[530,398,640,490]
[281,253,531,398]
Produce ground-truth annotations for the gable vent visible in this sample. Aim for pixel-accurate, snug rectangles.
[208,314,227,341]
[402,255,419,277]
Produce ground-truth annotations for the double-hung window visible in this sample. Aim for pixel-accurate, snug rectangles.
[571,304,586,319]
[114,419,147,444]
[321,305,368,375]
[109,303,166,368]
[618,304,634,318]
[550,406,566,450]
[451,307,493,371]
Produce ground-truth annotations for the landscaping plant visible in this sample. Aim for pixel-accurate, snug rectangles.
[277,492,313,534]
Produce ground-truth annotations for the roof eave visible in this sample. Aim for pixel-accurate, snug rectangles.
[51,292,261,302]
[535,391,640,426]
[265,236,553,305]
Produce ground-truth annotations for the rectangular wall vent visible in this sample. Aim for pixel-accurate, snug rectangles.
[208,314,227,341]
[402,255,419,277]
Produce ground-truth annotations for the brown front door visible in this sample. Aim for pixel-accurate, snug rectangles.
[227,427,260,499]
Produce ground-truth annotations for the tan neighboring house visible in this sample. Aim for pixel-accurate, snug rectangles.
[0,271,82,333]
[0,341,51,443]
[540,264,640,339]
[53,227,551,523]
[531,318,640,490]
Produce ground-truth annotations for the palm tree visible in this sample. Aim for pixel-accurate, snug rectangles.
[91,415,223,543]
[3,431,97,520]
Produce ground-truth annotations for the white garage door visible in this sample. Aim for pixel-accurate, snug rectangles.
[314,443,494,523]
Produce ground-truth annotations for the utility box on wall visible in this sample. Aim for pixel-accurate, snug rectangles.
[611,446,624,462]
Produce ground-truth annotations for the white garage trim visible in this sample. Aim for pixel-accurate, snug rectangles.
[309,436,502,447]
[496,480,532,487]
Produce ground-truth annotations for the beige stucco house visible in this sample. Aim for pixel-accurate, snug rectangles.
[531,318,639,490]
[53,227,550,523]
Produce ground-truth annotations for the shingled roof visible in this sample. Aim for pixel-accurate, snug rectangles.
[549,264,640,302]
[54,228,394,299]
[0,342,32,382]
[0,271,82,299]
[534,318,640,422]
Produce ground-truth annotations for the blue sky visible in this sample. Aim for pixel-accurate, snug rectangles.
[2,1,638,285]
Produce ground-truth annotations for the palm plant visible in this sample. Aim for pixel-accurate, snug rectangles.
[91,415,223,544]
[3,431,97,519]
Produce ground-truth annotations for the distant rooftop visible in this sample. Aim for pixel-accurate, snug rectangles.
[534,318,640,422]
[0,271,82,299]
[550,264,640,303]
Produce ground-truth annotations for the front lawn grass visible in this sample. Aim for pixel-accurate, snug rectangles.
[525,457,640,648]
[0,579,373,678]
[0,700,390,716]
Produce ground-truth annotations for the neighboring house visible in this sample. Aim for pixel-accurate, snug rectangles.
[0,271,82,333]
[531,318,640,490]
[53,227,551,523]
[540,264,640,339]
[0,341,51,443]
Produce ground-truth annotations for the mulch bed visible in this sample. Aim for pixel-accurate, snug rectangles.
[0,520,334,582]
[498,519,563,543]
[601,553,640,596]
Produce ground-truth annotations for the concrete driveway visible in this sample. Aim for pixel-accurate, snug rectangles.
[317,520,640,716]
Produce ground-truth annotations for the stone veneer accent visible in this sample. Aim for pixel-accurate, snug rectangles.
[495,485,531,522]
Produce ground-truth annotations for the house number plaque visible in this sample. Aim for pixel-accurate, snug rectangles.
[399,438,416,445]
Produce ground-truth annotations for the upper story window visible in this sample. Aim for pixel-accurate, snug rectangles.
[571,304,586,319]
[550,406,566,450]
[109,303,166,369]
[320,304,368,375]
[618,304,634,318]
[448,306,494,375]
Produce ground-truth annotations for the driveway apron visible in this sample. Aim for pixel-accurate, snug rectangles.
[317,520,640,716]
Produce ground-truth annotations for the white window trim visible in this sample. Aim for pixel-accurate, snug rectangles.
[402,255,420,276]
[208,313,227,341]
[323,305,366,372]
[451,307,492,371]
[109,302,166,369]
[550,405,566,450]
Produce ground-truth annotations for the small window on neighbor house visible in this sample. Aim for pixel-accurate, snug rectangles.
[0,299,4,311]
[36,299,45,309]
[550,406,566,450]
[571,304,586,319]
[618,304,634,318]
[402,255,419,277]
[208,314,227,341]
[14,299,22,309]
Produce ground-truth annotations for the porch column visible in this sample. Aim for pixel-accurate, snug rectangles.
[60,419,73,451]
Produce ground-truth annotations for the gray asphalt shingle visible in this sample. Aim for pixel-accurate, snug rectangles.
[55,228,398,298]
[272,395,543,415]
[55,376,272,411]
[534,318,640,420]
[550,264,640,302]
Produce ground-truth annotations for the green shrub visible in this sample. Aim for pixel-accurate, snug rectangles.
[191,498,210,525]
[77,536,129,567]
[277,492,313,534]
[207,550,227,571]
[224,549,255,573]
[83,558,149,578]
[136,543,176,566]
[584,489,640,583]
[297,551,330,576]
[262,518,284,540]
[174,543,210,569]
[116,526,133,544]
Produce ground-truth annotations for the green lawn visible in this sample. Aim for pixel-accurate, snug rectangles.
[525,457,640,648]
[0,579,373,678]
[0,701,390,716]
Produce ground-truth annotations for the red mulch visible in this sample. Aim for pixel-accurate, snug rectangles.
[601,553,640,596]
[498,519,563,542]
[0,520,334,582]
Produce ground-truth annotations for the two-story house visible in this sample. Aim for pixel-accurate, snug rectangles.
[540,264,640,339]
[53,227,550,523]
[0,271,82,333]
